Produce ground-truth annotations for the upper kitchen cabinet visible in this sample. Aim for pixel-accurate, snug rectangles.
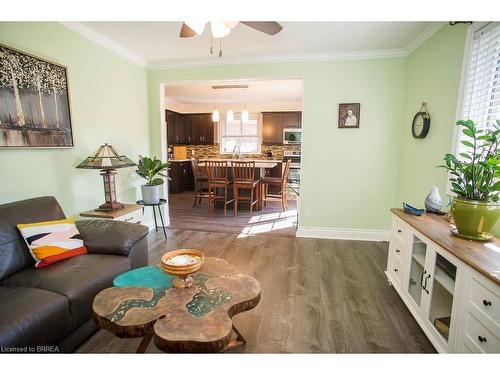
[283,111,302,129]
[263,111,302,145]
[190,114,215,145]
[166,110,182,144]
[166,111,215,145]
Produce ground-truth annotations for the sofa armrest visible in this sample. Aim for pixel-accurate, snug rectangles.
[75,219,149,257]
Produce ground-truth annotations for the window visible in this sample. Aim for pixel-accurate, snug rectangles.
[220,113,261,154]
[457,22,500,155]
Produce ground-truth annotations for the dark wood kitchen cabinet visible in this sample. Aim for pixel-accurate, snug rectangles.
[283,111,302,128]
[167,111,214,145]
[168,161,194,194]
[262,111,302,145]
[262,112,284,145]
[190,114,214,145]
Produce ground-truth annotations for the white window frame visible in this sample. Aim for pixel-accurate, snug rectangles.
[219,113,262,155]
[448,22,497,196]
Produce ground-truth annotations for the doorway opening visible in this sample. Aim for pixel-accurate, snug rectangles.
[161,78,303,237]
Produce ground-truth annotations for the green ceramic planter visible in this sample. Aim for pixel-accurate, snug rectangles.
[451,197,500,240]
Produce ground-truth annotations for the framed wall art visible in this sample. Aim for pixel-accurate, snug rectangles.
[0,44,74,148]
[338,103,360,129]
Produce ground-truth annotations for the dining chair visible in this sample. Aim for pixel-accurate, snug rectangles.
[205,161,234,216]
[190,157,209,207]
[231,160,259,215]
[260,159,291,211]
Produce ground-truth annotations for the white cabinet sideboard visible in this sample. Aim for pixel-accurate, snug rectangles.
[386,209,500,353]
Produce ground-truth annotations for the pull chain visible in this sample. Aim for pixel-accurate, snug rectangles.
[219,39,223,58]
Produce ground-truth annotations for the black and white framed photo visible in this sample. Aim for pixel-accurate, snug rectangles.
[0,44,74,148]
[338,103,360,129]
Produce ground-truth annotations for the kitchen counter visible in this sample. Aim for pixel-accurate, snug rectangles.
[168,158,283,163]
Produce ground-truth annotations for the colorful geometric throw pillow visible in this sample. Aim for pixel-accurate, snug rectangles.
[17,218,88,268]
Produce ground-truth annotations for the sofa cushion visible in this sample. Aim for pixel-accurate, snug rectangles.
[0,197,66,281]
[0,254,131,329]
[17,218,88,268]
[0,286,72,349]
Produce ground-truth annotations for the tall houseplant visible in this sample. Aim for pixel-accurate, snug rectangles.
[438,119,500,240]
[136,156,170,204]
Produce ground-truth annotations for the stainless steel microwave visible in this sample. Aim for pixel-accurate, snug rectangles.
[283,128,301,144]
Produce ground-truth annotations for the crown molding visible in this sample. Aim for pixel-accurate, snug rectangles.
[60,22,148,67]
[60,22,446,70]
[148,48,408,70]
[404,22,446,55]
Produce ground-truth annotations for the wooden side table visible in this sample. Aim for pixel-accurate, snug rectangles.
[80,204,144,224]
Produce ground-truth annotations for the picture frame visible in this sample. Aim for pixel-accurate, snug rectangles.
[0,43,74,148]
[338,103,360,129]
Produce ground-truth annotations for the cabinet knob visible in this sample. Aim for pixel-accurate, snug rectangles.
[478,335,487,343]
[397,229,402,233]
[395,249,400,253]
[483,300,492,306]
[394,268,398,272]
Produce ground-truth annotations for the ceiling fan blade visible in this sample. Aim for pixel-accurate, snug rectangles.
[179,22,196,38]
[240,22,283,35]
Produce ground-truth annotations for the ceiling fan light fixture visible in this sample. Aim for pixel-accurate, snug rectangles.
[211,21,231,38]
[224,22,239,30]
[226,109,234,123]
[212,109,220,122]
[185,21,207,35]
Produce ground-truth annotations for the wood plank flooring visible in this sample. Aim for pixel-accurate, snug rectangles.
[167,191,298,237]
[77,229,435,353]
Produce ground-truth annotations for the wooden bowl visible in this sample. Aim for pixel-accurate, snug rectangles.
[160,249,204,288]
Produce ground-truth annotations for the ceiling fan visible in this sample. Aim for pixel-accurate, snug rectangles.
[179,21,283,38]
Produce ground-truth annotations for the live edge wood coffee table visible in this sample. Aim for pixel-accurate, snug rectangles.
[92,257,261,353]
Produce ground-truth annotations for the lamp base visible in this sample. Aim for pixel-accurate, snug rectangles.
[96,201,125,212]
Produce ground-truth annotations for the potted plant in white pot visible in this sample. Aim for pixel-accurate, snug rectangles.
[438,119,500,240]
[136,156,170,204]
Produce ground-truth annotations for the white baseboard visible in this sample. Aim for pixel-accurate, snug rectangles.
[296,226,390,242]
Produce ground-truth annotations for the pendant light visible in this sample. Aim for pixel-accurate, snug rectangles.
[241,87,249,123]
[212,108,220,122]
[226,87,234,122]
[241,107,249,123]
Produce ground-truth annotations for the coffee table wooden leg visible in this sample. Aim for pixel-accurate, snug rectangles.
[220,324,246,353]
[136,330,153,353]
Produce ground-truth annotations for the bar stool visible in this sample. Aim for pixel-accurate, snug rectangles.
[260,159,291,211]
[205,161,234,216]
[190,157,209,206]
[232,160,259,215]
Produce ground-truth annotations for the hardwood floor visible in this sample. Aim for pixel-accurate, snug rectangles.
[167,191,298,237]
[77,229,435,353]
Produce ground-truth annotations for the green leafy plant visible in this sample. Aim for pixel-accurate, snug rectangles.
[136,156,170,186]
[438,120,500,202]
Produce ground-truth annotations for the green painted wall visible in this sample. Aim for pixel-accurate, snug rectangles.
[0,23,150,217]
[396,25,470,216]
[148,58,407,230]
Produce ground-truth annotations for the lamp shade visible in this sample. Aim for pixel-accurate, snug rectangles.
[76,143,136,170]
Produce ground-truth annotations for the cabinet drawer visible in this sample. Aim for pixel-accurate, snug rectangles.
[387,252,404,287]
[388,238,406,264]
[391,216,410,244]
[465,313,500,353]
[469,276,500,327]
[115,209,143,223]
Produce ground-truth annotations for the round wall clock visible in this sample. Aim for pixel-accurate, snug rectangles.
[412,103,431,139]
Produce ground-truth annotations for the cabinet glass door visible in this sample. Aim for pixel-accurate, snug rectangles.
[427,252,457,343]
[407,235,427,307]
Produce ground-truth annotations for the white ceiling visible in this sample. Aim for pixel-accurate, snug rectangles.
[66,22,442,68]
[166,79,303,104]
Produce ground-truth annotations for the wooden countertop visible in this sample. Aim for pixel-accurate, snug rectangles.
[391,208,500,285]
[168,158,282,163]
[80,204,143,219]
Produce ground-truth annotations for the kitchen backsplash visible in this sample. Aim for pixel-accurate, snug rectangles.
[174,144,301,160]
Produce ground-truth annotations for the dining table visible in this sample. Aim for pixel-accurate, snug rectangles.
[198,158,279,211]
